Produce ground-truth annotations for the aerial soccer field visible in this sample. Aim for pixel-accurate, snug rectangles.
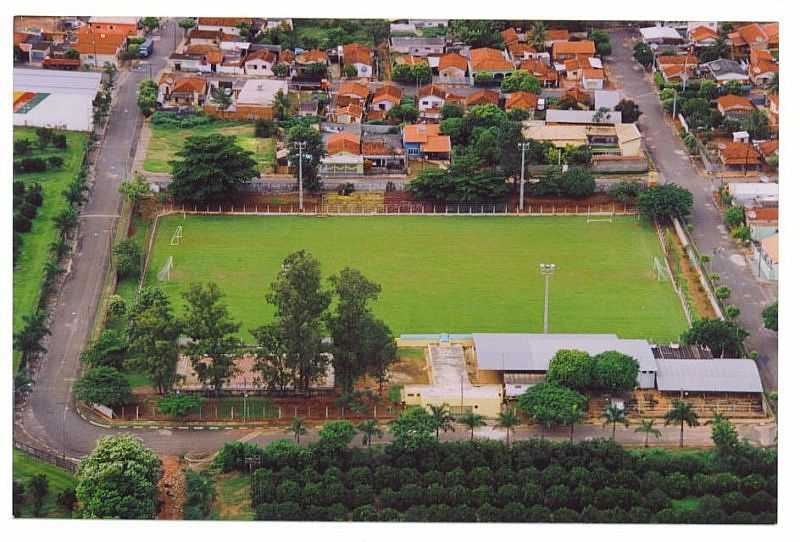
[144,215,687,343]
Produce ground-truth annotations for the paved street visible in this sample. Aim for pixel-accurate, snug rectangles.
[607,30,778,390]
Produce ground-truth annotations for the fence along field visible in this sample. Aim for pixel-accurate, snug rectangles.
[142,215,688,343]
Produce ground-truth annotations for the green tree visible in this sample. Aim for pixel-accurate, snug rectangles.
[389,406,437,449]
[287,124,325,193]
[387,102,419,123]
[741,110,770,140]
[459,412,487,441]
[157,393,204,418]
[76,434,161,519]
[64,47,80,60]
[494,409,521,448]
[73,366,132,408]
[441,102,464,120]
[527,21,547,50]
[450,20,504,48]
[262,250,331,393]
[762,302,778,332]
[181,282,242,394]
[637,183,694,223]
[428,404,456,442]
[664,400,700,448]
[287,416,307,444]
[209,86,232,111]
[500,70,541,94]
[633,42,654,67]
[272,62,290,78]
[112,239,142,280]
[118,174,150,202]
[608,181,644,205]
[601,404,628,441]
[272,89,291,121]
[724,206,746,229]
[28,474,49,517]
[13,311,50,367]
[546,349,595,390]
[343,63,358,78]
[80,329,128,369]
[681,318,749,357]
[126,287,181,394]
[141,17,160,33]
[615,99,641,123]
[364,317,397,393]
[517,382,588,429]
[708,412,739,455]
[169,134,258,204]
[106,292,127,317]
[136,80,158,117]
[589,30,612,57]
[563,403,585,444]
[357,419,383,448]
[634,418,662,448]
[593,351,640,393]
[318,420,356,451]
[178,18,196,32]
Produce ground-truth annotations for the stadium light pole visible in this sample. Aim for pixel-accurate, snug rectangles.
[295,141,306,211]
[539,263,556,334]
[518,141,529,212]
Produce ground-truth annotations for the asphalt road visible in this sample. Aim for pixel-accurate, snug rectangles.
[15,27,777,463]
[607,30,778,391]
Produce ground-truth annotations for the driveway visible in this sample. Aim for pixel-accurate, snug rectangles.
[607,30,778,391]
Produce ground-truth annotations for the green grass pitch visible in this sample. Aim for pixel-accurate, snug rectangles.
[143,215,688,343]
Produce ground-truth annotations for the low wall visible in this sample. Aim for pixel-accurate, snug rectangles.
[591,156,649,173]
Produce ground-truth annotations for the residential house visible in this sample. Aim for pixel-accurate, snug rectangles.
[718,141,761,170]
[728,23,774,60]
[544,29,570,48]
[265,19,293,31]
[504,91,538,114]
[244,48,277,75]
[716,95,754,119]
[390,23,418,35]
[320,131,363,177]
[689,25,720,48]
[522,121,642,158]
[522,122,588,148]
[394,54,427,67]
[519,59,559,87]
[657,54,698,81]
[169,52,207,72]
[593,90,621,111]
[756,138,778,167]
[160,75,207,107]
[746,206,778,242]
[389,37,446,56]
[337,81,370,102]
[437,52,469,78]
[362,132,406,172]
[371,84,402,112]
[508,41,538,64]
[581,68,605,90]
[727,182,778,207]
[335,102,364,124]
[465,89,501,108]
[752,233,778,281]
[748,50,778,88]
[545,109,622,125]
[73,27,127,68]
[409,19,448,29]
[28,40,52,66]
[469,48,514,81]
[701,59,749,83]
[402,123,451,161]
[205,78,287,120]
[342,43,373,79]
[639,26,684,45]
[296,49,328,71]
[298,96,319,117]
[87,16,139,36]
[417,84,448,119]
[197,17,253,37]
[551,40,596,62]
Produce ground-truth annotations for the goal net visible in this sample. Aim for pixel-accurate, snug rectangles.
[586,215,613,223]
[653,257,669,282]
[170,225,183,246]
[157,256,173,282]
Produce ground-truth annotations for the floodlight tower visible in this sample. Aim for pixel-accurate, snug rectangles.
[518,141,530,212]
[539,263,557,334]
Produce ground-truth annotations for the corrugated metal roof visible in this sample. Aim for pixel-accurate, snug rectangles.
[655,358,763,393]
[473,333,657,372]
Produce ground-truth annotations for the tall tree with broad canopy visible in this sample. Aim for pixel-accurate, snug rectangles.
[262,250,331,393]
[76,434,161,519]
[762,302,777,332]
[357,419,383,448]
[180,282,243,394]
[13,311,50,368]
[363,317,397,393]
[517,382,588,429]
[664,400,700,448]
[287,124,325,193]
[73,366,132,408]
[80,329,128,370]
[126,287,181,394]
[317,420,357,451]
[708,412,740,455]
[389,406,437,449]
[450,20,504,48]
[169,134,258,204]
[593,351,640,393]
[500,70,541,94]
[546,349,595,390]
[637,183,693,223]
[681,318,748,357]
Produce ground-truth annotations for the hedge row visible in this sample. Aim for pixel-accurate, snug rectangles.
[13,156,64,174]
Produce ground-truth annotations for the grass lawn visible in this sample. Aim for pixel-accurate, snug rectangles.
[12,449,76,518]
[13,128,88,372]
[209,471,254,520]
[671,497,701,512]
[143,122,276,174]
[143,215,687,343]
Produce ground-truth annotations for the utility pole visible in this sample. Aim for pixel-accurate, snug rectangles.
[518,141,529,212]
[295,141,305,210]
[539,263,556,333]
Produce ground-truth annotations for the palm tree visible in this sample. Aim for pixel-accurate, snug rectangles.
[428,404,456,442]
[459,411,487,441]
[357,419,383,448]
[528,21,547,51]
[210,86,232,111]
[601,404,628,442]
[13,311,50,366]
[634,418,662,448]
[493,409,521,448]
[287,416,306,444]
[564,403,585,444]
[664,400,700,448]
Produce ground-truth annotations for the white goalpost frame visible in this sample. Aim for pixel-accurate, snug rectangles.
[157,256,173,282]
[586,215,613,223]
[653,256,669,282]
[170,225,183,246]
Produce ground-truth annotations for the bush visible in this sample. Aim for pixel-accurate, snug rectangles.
[25,188,44,208]
[14,213,32,233]
[19,202,38,220]
[48,156,65,169]
[14,138,33,155]
[112,239,142,280]
[255,119,277,138]
[158,394,205,418]
[184,471,215,519]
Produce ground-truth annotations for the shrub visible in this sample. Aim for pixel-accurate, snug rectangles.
[25,189,44,208]
[19,202,38,220]
[48,156,65,169]
[14,138,33,155]
[13,214,32,233]
[157,393,205,418]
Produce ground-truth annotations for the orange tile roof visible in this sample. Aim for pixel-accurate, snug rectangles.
[736,23,769,47]
[279,50,295,63]
[501,28,519,46]
[73,27,126,55]
[438,52,468,72]
[519,59,558,81]
[14,32,29,46]
[750,58,778,77]
[337,81,370,100]
[719,141,760,164]
[366,110,386,122]
[769,94,779,108]
[757,139,778,157]
[403,123,441,143]
[690,25,719,42]
[422,134,451,153]
[761,234,778,263]
[198,17,252,27]
[505,91,538,110]
[362,141,400,156]
[246,49,276,63]
[658,55,698,66]
[661,65,693,79]
[343,43,372,66]
[465,89,500,106]
[717,95,754,111]
[470,48,513,72]
[728,32,745,47]
[207,50,223,64]
[171,77,206,94]
[327,132,361,154]
[394,54,427,66]
[508,41,536,57]
[185,44,218,55]
[582,68,605,80]
[297,49,327,64]
[418,84,447,99]
[747,206,779,222]
[762,22,778,45]
[335,102,363,120]
[372,84,402,104]
[552,40,596,57]
[546,29,569,42]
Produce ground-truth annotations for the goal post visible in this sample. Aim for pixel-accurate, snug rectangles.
[653,256,669,282]
[157,256,173,282]
[170,225,183,246]
[586,214,613,223]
